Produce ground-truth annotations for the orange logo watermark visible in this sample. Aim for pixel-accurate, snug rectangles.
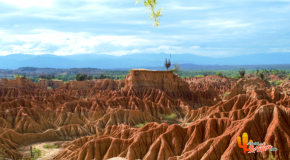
[237,132,278,154]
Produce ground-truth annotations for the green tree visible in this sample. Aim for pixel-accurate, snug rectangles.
[87,75,93,80]
[216,71,223,77]
[76,73,87,81]
[100,74,106,79]
[135,0,164,27]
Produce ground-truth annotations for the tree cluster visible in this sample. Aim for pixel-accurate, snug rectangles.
[76,73,93,81]
[94,74,108,79]
[39,74,55,79]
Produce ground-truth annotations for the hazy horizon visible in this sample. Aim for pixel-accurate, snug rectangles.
[0,0,289,59]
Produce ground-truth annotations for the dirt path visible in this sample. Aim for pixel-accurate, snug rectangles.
[16,141,70,160]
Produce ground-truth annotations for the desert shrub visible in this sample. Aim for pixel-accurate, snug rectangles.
[161,113,177,120]
[224,92,230,96]
[195,75,204,77]
[47,87,51,90]
[31,147,45,159]
[171,68,177,73]
[43,144,58,149]
[136,121,148,128]
[275,81,283,86]
[237,75,241,79]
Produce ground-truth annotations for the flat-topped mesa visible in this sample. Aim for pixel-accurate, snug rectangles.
[123,69,190,93]
[0,77,38,88]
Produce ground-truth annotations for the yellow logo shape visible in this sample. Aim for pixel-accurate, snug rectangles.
[237,132,253,154]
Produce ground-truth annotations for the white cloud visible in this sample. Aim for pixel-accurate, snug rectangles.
[0,30,7,35]
[270,48,290,52]
[0,0,55,8]
[0,0,289,58]
[0,29,151,55]
[208,21,252,28]
[171,6,210,10]
[190,46,200,49]
[112,21,150,25]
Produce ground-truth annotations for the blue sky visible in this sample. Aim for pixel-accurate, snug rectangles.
[0,0,289,58]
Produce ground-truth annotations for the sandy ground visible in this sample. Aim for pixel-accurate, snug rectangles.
[16,141,70,160]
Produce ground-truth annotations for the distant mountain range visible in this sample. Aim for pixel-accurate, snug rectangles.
[0,53,289,70]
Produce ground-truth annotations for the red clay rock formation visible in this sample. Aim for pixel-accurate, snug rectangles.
[38,79,64,89]
[54,101,290,160]
[227,78,271,100]
[0,71,289,160]
[0,77,38,88]
[278,80,290,90]
[245,73,256,79]
[58,80,95,90]
[92,79,125,91]
[268,74,285,81]
[184,75,236,94]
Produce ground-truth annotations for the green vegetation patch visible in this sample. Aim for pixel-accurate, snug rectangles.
[32,148,45,158]
[267,150,274,160]
[275,81,283,86]
[43,143,58,149]
[0,148,5,159]
[14,74,22,79]
[224,92,230,96]
[136,121,149,128]
[161,113,177,120]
